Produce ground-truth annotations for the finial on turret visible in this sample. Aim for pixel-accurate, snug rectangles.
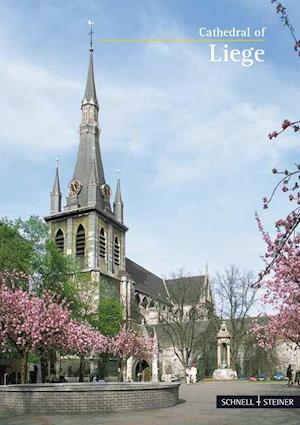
[114,170,124,223]
[50,156,62,214]
[88,20,94,52]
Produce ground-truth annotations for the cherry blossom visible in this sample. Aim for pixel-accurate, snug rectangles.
[270,1,300,56]
[0,286,71,383]
[66,320,108,357]
[253,216,300,348]
[110,327,155,361]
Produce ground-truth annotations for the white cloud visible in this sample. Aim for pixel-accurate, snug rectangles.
[0,53,81,157]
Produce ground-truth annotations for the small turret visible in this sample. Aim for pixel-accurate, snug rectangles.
[50,159,62,214]
[114,172,124,223]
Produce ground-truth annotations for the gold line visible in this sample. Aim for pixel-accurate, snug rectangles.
[96,39,265,43]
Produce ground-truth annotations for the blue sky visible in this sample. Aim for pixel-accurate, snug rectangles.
[0,0,300,278]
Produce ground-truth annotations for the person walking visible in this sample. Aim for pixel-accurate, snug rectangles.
[287,364,293,387]
[190,363,197,384]
[185,366,191,384]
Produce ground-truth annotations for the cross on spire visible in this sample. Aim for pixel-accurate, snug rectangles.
[88,20,94,52]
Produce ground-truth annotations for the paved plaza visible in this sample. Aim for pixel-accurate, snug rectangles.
[0,382,299,425]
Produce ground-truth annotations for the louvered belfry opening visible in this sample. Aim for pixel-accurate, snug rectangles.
[114,236,120,266]
[76,224,85,258]
[99,227,106,259]
[55,229,64,251]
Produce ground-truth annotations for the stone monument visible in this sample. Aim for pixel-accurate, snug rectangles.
[212,322,237,381]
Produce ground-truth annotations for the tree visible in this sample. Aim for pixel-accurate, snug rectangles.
[158,271,214,370]
[214,266,258,372]
[243,331,279,376]
[251,1,300,352]
[0,281,111,383]
[252,217,300,348]
[110,327,154,381]
[62,274,123,381]
[0,216,76,296]
[0,221,33,283]
[257,2,300,280]
[0,285,70,383]
[66,320,108,382]
[98,296,123,337]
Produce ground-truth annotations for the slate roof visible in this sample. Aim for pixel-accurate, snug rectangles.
[165,275,208,305]
[51,165,61,195]
[83,51,98,106]
[66,51,107,211]
[125,258,169,303]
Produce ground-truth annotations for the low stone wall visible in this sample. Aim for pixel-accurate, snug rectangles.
[0,382,180,415]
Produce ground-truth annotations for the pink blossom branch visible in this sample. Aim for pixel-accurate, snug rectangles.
[256,211,300,283]
[271,1,300,55]
[268,119,300,140]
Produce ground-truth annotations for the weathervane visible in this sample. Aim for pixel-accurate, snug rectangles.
[88,20,94,51]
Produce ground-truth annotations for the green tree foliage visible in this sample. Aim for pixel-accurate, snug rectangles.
[98,296,123,336]
[0,220,33,274]
[0,216,76,298]
[243,331,279,376]
[71,274,123,335]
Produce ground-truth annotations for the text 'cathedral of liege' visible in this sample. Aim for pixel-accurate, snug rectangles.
[44,41,214,381]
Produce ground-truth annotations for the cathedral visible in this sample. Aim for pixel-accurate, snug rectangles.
[44,44,214,381]
[0,41,295,386]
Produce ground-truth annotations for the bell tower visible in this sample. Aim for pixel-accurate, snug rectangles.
[45,24,128,292]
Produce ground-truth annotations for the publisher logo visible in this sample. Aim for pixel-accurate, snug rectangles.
[216,395,300,408]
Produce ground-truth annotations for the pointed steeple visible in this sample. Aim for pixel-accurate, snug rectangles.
[65,27,109,212]
[50,159,62,214]
[82,21,98,108]
[82,52,98,108]
[114,172,124,223]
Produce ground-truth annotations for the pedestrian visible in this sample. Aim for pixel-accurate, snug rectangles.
[191,363,197,384]
[186,366,191,384]
[287,364,293,387]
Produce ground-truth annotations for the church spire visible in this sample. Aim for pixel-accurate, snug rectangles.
[50,158,62,214]
[82,20,98,108]
[65,22,108,212]
[114,171,124,223]
[82,51,98,108]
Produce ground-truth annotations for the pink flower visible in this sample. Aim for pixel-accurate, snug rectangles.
[282,119,291,130]
[268,131,278,140]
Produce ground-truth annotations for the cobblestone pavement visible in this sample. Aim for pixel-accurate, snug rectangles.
[0,382,299,425]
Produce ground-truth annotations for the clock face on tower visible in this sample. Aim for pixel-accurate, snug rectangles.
[68,179,81,196]
[101,184,111,199]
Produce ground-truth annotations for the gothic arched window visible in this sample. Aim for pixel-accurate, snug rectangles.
[141,297,148,309]
[99,227,106,259]
[76,224,85,258]
[114,236,120,266]
[55,229,64,251]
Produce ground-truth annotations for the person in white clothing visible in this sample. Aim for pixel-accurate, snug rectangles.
[185,366,191,384]
[190,363,197,384]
